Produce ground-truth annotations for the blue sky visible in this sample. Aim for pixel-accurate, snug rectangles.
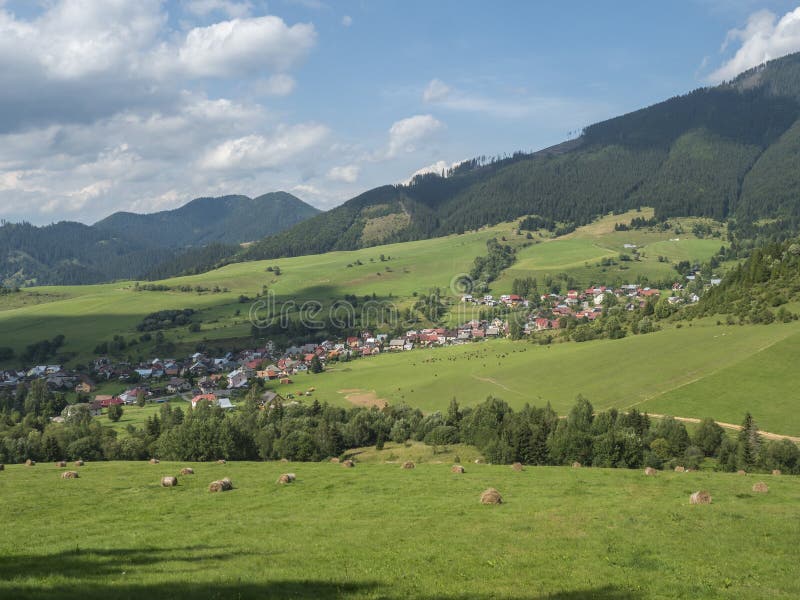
[0,0,799,224]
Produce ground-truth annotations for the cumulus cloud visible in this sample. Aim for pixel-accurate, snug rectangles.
[708,7,800,83]
[327,164,360,183]
[401,159,465,184]
[253,74,297,96]
[341,15,353,27]
[423,79,451,102]
[198,124,329,171]
[386,115,444,158]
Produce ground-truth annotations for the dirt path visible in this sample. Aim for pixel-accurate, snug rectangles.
[647,413,800,443]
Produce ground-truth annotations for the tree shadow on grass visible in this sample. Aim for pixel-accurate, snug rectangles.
[0,548,643,600]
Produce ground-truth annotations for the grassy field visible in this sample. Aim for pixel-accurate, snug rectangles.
[289,319,800,437]
[0,211,724,366]
[0,460,797,599]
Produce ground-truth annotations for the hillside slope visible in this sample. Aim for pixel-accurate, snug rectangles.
[94,192,319,248]
[243,51,800,261]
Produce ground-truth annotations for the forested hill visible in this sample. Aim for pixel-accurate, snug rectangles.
[0,192,318,286]
[94,192,319,249]
[243,51,800,261]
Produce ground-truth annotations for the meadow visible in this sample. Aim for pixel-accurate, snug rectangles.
[288,319,800,438]
[0,460,797,599]
[0,211,724,365]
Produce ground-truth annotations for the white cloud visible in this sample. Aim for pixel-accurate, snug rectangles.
[341,15,353,27]
[182,1,254,19]
[172,16,317,78]
[327,164,360,183]
[198,124,329,170]
[708,7,800,83]
[401,159,466,184]
[423,79,451,102]
[253,74,297,96]
[386,115,444,158]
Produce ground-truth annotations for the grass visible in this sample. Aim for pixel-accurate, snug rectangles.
[0,460,797,599]
[294,319,800,437]
[0,212,724,366]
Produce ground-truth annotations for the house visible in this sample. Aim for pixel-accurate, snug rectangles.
[388,339,405,350]
[96,395,123,408]
[227,368,249,389]
[217,398,235,410]
[74,381,95,394]
[62,402,102,419]
[166,378,190,393]
[191,393,217,409]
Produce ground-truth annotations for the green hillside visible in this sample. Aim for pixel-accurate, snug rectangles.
[242,52,800,262]
[0,212,723,364]
[0,461,798,599]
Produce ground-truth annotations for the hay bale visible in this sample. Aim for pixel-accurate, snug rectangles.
[737,469,747,475]
[179,467,194,475]
[689,490,712,505]
[61,471,79,479]
[752,481,769,493]
[512,462,524,471]
[474,458,484,464]
[280,458,289,463]
[674,466,685,473]
[480,488,503,505]
[56,461,67,468]
[276,473,292,484]
[329,457,340,463]
[772,469,782,476]
[572,462,581,469]
[74,460,84,467]
[644,467,657,476]
[286,473,296,482]
[451,465,465,474]
[216,459,226,465]
[341,459,355,468]
[209,478,233,492]
[161,476,178,487]
[25,459,35,466]
[149,458,159,465]
[401,461,415,470]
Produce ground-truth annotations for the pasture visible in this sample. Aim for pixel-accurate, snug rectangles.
[0,212,724,366]
[294,320,800,437]
[0,460,797,599]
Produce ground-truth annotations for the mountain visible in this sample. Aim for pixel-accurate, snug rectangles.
[243,52,800,261]
[0,192,319,286]
[94,192,319,249]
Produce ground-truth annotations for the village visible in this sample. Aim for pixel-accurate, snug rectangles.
[0,280,706,416]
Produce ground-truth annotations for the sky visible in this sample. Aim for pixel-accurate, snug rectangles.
[1,0,799,225]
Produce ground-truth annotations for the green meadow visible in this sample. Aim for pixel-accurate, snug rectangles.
[293,320,800,437]
[0,460,797,599]
[0,211,723,365]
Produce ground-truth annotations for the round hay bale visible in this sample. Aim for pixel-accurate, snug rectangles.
[276,473,292,484]
[179,467,194,475]
[752,481,769,493]
[149,458,159,465]
[480,488,503,505]
[280,458,289,463]
[689,490,712,505]
[512,462,524,472]
[341,460,355,468]
[451,465,465,474]
[209,478,233,492]
[286,473,296,482]
[56,461,67,468]
[61,471,79,479]
[644,467,657,476]
[401,461,415,470]
[216,459,226,465]
[572,462,581,469]
[329,457,340,463]
[674,466,685,473]
[74,460,84,467]
[25,459,35,466]
[737,469,747,476]
[161,476,178,487]
[772,469,782,476]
